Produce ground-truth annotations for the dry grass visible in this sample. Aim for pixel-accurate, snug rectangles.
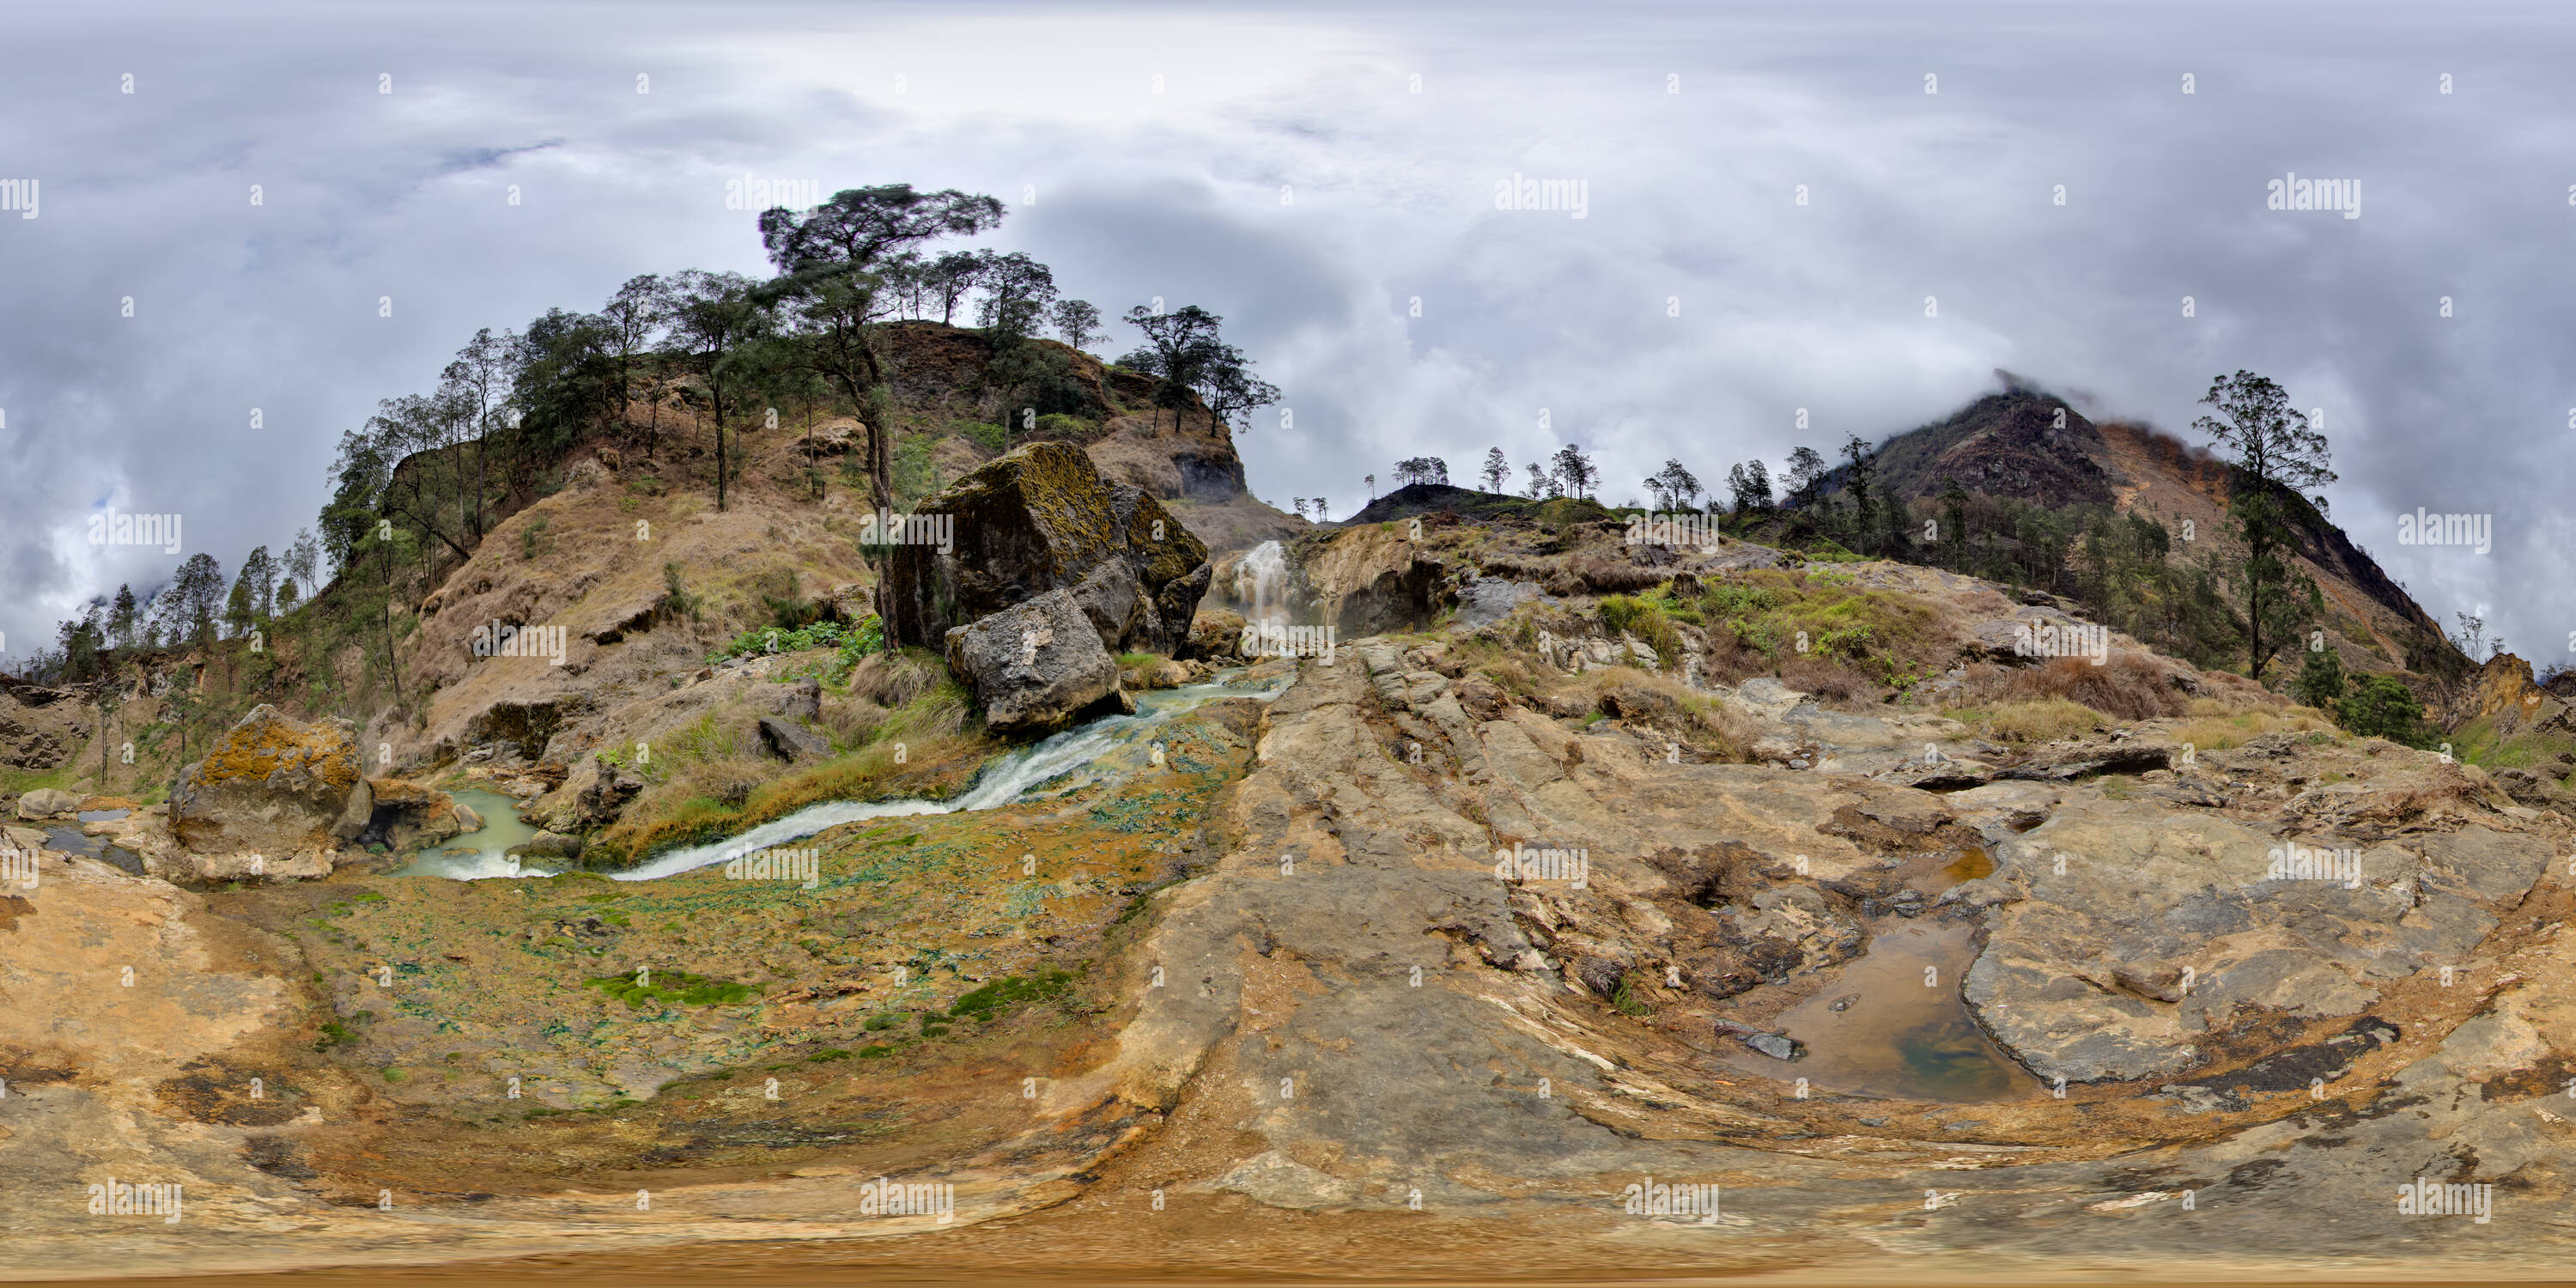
[1564,553,1667,594]
[1951,698,2107,744]
[1576,666,1753,762]
[848,649,943,710]
[818,695,890,750]
[1959,653,2197,721]
[2172,707,2338,752]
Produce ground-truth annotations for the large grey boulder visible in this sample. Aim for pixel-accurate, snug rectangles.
[15,787,82,819]
[945,589,1123,734]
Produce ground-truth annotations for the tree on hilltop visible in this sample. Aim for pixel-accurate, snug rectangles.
[657,270,774,513]
[1549,443,1598,499]
[1647,459,1701,512]
[1726,459,1772,514]
[758,185,1004,509]
[2193,369,2335,682]
[1392,456,1449,488]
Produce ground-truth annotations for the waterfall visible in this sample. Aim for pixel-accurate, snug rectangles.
[1236,539,1290,626]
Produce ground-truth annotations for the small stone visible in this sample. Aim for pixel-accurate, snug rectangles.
[1743,1031,1803,1061]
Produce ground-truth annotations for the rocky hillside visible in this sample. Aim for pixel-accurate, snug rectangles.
[10,494,2576,1279]
[1868,384,2451,681]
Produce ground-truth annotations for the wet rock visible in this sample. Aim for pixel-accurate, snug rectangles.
[453,802,485,833]
[1183,608,1245,661]
[365,777,460,852]
[883,440,1211,656]
[173,704,364,858]
[1715,1018,1803,1060]
[757,714,835,763]
[508,830,584,860]
[944,588,1123,735]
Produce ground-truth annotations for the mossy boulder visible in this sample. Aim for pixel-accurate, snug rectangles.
[172,704,364,858]
[884,440,1212,656]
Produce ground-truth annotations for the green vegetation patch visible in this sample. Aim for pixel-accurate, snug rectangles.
[948,968,1076,1023]
[584,969,762,1009]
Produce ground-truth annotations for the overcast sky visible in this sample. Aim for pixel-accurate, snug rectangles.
[3,1,2571,669]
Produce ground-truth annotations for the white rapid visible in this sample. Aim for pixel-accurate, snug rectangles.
[599,666,1290,883]
[1235,539,1290,627]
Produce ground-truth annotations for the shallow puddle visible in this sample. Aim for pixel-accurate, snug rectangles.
[1907,843,1993,896]
[1725,918,2038,1103]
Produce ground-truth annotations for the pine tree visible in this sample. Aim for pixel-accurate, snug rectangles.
[108,584,139,651]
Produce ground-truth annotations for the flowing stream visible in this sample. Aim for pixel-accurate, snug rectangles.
[400,667,1288,883]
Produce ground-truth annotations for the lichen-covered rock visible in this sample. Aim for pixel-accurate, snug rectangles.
[884,440,1212,656]
[945,588,1123,734]
[173,705,363,857]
